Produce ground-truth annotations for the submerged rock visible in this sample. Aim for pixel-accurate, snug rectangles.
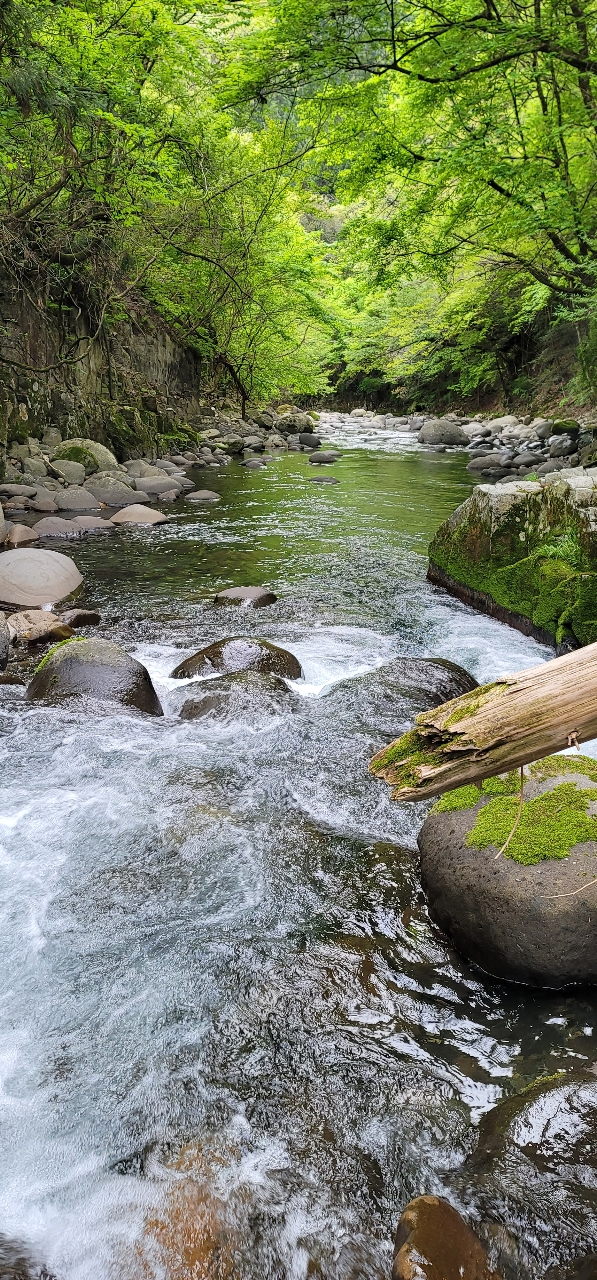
[393,1195,501,1280]
[451,1072,597,1278]
[309,450,340,464]
[418,753,597,986]
[0,1230,56,1278]
[214,585,277,607]
[187,490,220,502]
[26,637,163,715]
[0,548,83,607]
[180,670,291,721]
[171,636,302,680]
[330,656,478,740]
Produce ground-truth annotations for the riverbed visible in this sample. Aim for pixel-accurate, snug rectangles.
[0,417,594,1279]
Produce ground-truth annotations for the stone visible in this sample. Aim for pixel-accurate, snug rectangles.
[418,422,470,445]
[180,670,291,721]
[26,457,47,478]
[310,476,339,484]
[171,636,301,680]
[309,451,340,464]
[299,432,319,446]
[133,476,181,495]
[51,459,86,485]
[34,516,83,538]
[42,427,62,449]
[0,612,8,670]
[29,497,58,513]
[451,1072,597,1279]
[187,490,220,502]
[7,608,60,637]
[51,438,118,472]
[0,547,83,607]
[26,621,75,644]
[331,656,477,738]
[277,411,316,433]
[5,524,39,547]
[110,504,168,525]
[242,459,265,469]
[511,451,541,467]
[418,754,597,986]
[59,608,101,628]
[54,487,101,512]
[393,1196,501,1280]
[84,472,136,505]
[0,1231,56,1279]
[214,585,277,607]
[26,637,163,715]
[0,485,37,498]
[71,515,113,530]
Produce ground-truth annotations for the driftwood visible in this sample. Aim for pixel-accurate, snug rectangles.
[370,641,597,801]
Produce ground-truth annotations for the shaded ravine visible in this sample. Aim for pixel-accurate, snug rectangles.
[0,425,594,1279]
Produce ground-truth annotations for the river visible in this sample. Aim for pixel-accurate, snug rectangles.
[0,415,594,1279]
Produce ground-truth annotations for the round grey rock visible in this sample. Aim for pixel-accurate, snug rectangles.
[26,637,163,715]
[187,490,220,502]
[110,504,167,525]
[171,636,301,680]
[309,451,340,464]
[0,548,83,606]
[418,422,469,445]
[418,756,597,986]
[214,586,277,607]
[54,487,101,512]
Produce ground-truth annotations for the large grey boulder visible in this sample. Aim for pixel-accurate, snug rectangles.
[0,547,83,606]
[171,636,302,680]
[26,637,163,715]
[134,476,181,495]
[51,438,119,472]
[50,459,86,486]
[110,504,167,525]
[84,473,138,505]
[418,421,470,445]
[418,754,597,986]
[54,487,101,512]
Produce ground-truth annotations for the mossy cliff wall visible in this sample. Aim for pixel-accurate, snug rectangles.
[428,475,597,648]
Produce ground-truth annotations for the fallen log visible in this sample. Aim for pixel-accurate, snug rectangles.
[370,640,597,801]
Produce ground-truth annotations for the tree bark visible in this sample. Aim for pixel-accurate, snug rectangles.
[370,641,597,801]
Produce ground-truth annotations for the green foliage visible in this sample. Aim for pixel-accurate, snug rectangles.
[432,771,520,812]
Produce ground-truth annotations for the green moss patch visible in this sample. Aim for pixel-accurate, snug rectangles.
[53,445,98,473]
[467,782,597,864]
[371,728,449,788]
[34,636,85,673]
[432,770,520,813]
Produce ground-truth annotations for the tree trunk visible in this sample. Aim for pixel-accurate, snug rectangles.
[370,641,597,801]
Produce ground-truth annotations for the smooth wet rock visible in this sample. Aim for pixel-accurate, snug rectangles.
[29,497,58,513]
[451,1072,597,1279]
[133,476,181,495]
[51,459,86,486]
[6,524,39,547]
[59,608,101,628]
[0,485,37,498]
[7,609,60,637]
[171,636,301,680]
[214,585,277,608]
[26,637,163,715]
[71,515,113,530]
[187,490,220,502]
[0,1230,56,1279]
[54,487,101,512]
[418,421,470,445]
[110,505,167,525]
[84,475,136,506]
[180,670,291,722]
[34,517,82,538]
[0,612,9,671]
[309,451,340,464]
[418,754,597,986]
[242,459,266,469]
[310,476,339,484]
[0,547,83,607]
[299,432,318,446]
[332,656,477,739]
[393,1195,501,1280]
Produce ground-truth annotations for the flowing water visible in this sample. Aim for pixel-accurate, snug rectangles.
[0,417,595,1279]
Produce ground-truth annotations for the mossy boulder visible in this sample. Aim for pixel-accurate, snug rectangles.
[51,444,99,474]
[418,754,597,986]
[26,637,163,715]
[429,477,597,647]
[52,438,118,473]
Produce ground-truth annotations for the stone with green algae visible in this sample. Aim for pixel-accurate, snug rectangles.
[418,754,597,987]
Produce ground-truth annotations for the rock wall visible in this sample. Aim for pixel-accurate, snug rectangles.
[428,473,597,649]
[0,280,209,475]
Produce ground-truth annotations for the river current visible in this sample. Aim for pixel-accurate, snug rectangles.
[0,415,594,1279]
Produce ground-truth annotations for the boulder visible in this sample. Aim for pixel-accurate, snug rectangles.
[50,459,86,486]
[214,586,277,607]
[418,753,597,986]
[26,620,74,644]
[29,497,58,513]
[309,451,340,464]
[277,411,315,433]
[0,612,9,670]
[26,637,163,714]
[133,476,181,495]
[51,438,118,472]
[59,608,101,628]
[451,1072,597,1278]
[7,608,60,637]
[299,432,319,446]
[171,636,301,680]
[310,476,339,484]
[84,473,136,505]
[180,670,291,722]
[54,487,101,512]
[242,459,265,470]
[0,485,37,498]
[187,490,220,502]
[71,515,113,530]
[34,517,82,538]
[393,1196,501,1280]
[6,524,39,547]
[0,547,83,607]
[109,504,167,525]
[330,656,477,739]
[418,422,470,445]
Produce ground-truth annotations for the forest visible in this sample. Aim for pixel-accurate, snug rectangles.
[2,0,597,411]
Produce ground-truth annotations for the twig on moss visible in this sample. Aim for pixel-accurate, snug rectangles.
[495,765,525,858]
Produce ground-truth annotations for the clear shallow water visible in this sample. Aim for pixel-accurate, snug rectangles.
[0,424,594,1279]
